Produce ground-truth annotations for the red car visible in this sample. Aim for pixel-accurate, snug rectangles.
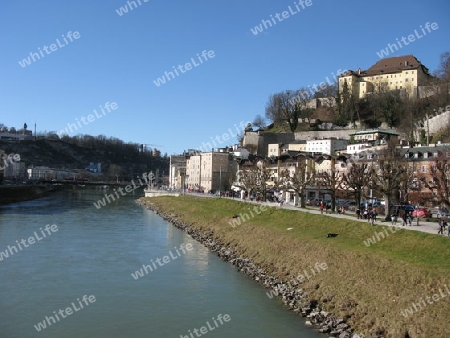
[412,207,432,219]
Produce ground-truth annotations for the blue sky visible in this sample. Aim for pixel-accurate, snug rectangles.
[1,0,449,156]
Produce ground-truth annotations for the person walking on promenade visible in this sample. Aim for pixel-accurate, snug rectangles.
[356,208,361,219]
[391,211,398,225]
[319,202,324,214]
[407,211,412,226]
[438,217,445,235]
[278,196,284,208]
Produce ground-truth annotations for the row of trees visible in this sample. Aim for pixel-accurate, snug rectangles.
[236,147,450,218]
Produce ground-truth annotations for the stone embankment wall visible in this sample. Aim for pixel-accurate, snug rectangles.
[137,198,364,338]
[0,184,56,205]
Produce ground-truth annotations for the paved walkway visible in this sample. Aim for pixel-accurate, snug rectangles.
[190,193,446,236]
[253,199,445,236]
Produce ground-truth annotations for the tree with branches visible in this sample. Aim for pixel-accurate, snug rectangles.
[421,154,450,208]
[237,159,273,201]
[342,161,371,210]
[278,155,315,207]
[370,149,408,220]
[265,91,302,132]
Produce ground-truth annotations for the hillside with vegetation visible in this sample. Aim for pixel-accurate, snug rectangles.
[259,52,450,144]
[0,134,169,181]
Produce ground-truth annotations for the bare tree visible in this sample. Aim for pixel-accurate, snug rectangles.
[237,160,273,201]
[319,168,344,212]
[278,155,315,207]
[421,153,450,208]
[435,51,450,81]
[314,83,337,99]
[342,162,370,209]
[265,91,301,132]
[370,149,408,220]
[290,87,315,124]
[252,114,266,129]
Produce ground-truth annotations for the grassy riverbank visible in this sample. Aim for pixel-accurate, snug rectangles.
[141,196,450,337]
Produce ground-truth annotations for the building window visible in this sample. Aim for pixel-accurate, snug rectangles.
[421,165,426,173]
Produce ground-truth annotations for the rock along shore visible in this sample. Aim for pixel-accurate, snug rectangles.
[137,198,365,338]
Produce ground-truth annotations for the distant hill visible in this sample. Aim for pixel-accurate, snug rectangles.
[0,138,169,180]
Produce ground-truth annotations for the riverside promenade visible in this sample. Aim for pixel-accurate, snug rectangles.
[242,198,442,235]
[188,193,443,236]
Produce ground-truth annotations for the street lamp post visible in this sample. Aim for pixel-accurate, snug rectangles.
[219,166,222,198]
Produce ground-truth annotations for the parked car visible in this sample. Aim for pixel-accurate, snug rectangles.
[436,207,450,218]
[389,204,415,216]
[412,207,432,219]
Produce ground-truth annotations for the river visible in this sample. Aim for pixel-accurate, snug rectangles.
[0,188,322,337]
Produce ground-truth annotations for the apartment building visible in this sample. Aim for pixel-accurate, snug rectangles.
[347,129,399,154]
[168,155,186,190]
[403,144,450,206]
[306,138,348,155]
[185,150,236,192]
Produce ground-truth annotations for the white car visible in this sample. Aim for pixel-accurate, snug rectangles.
[437,207,450,218]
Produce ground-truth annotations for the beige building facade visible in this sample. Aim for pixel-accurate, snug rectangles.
[186,151,236,192]
[168,155,186,190]
[339,55,432,99]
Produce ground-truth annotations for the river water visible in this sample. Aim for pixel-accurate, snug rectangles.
[0,189,321,337]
